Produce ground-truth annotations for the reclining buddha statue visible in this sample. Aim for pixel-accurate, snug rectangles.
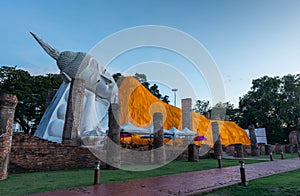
[31,32,118,143]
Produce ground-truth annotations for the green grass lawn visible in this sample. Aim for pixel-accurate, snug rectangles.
[203,169,300,196]
[0,159,262,196]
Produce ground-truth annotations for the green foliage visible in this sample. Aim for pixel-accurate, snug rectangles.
[133,73,149,89]
[0,66,62,134]
[238,74,300,144]
[193,100,238,121]
[161,95,170,104]
[149,84,162,98]
[193,100,211,114]
[193,73,300,145]
[112,72,124,87]
[279,74,300,130]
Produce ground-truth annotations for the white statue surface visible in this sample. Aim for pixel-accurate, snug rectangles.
[31,32,118,143]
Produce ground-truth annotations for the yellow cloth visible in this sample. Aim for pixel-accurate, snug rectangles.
[119,76,250,147]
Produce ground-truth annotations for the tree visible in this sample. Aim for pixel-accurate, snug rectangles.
[237,75,300,144]
[161,95,170,104]
[279,74,300,131]
[133,73,150,89]
[193,100,210,114]
[149,84,162,99]
[193,100,239,121]
[0,66,62,134]
[112,73,124,87]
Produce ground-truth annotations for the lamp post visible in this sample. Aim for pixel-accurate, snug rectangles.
[172,89,178,106]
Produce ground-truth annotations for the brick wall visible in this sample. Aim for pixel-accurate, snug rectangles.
[0,132,12,178]
[9,134,190,173]
[0,94,18,179]
[9,134,99,173]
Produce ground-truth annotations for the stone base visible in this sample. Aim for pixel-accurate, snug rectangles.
[188,144,199,162]
[234,144,244,158]
[154,146,166,165]
[275,143,283,154]
[285,144,298,153]
[265,144,273,155]
[251,148,260,156]
[62,139,80,146]
[81,136,106,147]
[259,144,265,155]
[0,172,8,180]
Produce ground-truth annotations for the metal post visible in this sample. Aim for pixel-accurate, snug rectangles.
[94,161,100,185]
[280,152,284,160]
[239,161,247,186]
[298,151,300,157]
[217,155,222,168]
[269,152,274,161]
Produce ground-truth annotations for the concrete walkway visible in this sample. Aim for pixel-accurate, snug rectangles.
[30,158,300,196]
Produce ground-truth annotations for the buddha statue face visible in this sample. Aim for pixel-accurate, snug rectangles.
[31,32,118,143]
[30,32,118,103]
[79,57,118,102]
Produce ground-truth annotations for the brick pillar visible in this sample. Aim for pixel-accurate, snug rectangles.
[62,78,85,146]
[188,144,199,162]
[289,131,299,153]
[265,144,273,155]
[275,143,282,154]
[181,98,193,130]
[0,94,18,180]
[212,122,223,158]
[153,112,165,164]
[249,124,259,156]
[181,98,195,161]
[234,144,244,158]
[106,103,120,169]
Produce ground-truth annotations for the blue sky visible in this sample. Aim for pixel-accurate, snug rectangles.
[1,0,300,107]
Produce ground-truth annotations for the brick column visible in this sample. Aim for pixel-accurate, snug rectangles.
[289,131,299,153]
[212,122,223,158]
[265,144,273,155]
[62,78,85,146]
[0,94,18,180]
[188,144,199,162]
[106,103,120,169]
[234,144,244,158]
[249,124,259,156]
[181,98,196,161]
[181,98,193,130]
[275,143,282,154]
[153,112,165,164]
